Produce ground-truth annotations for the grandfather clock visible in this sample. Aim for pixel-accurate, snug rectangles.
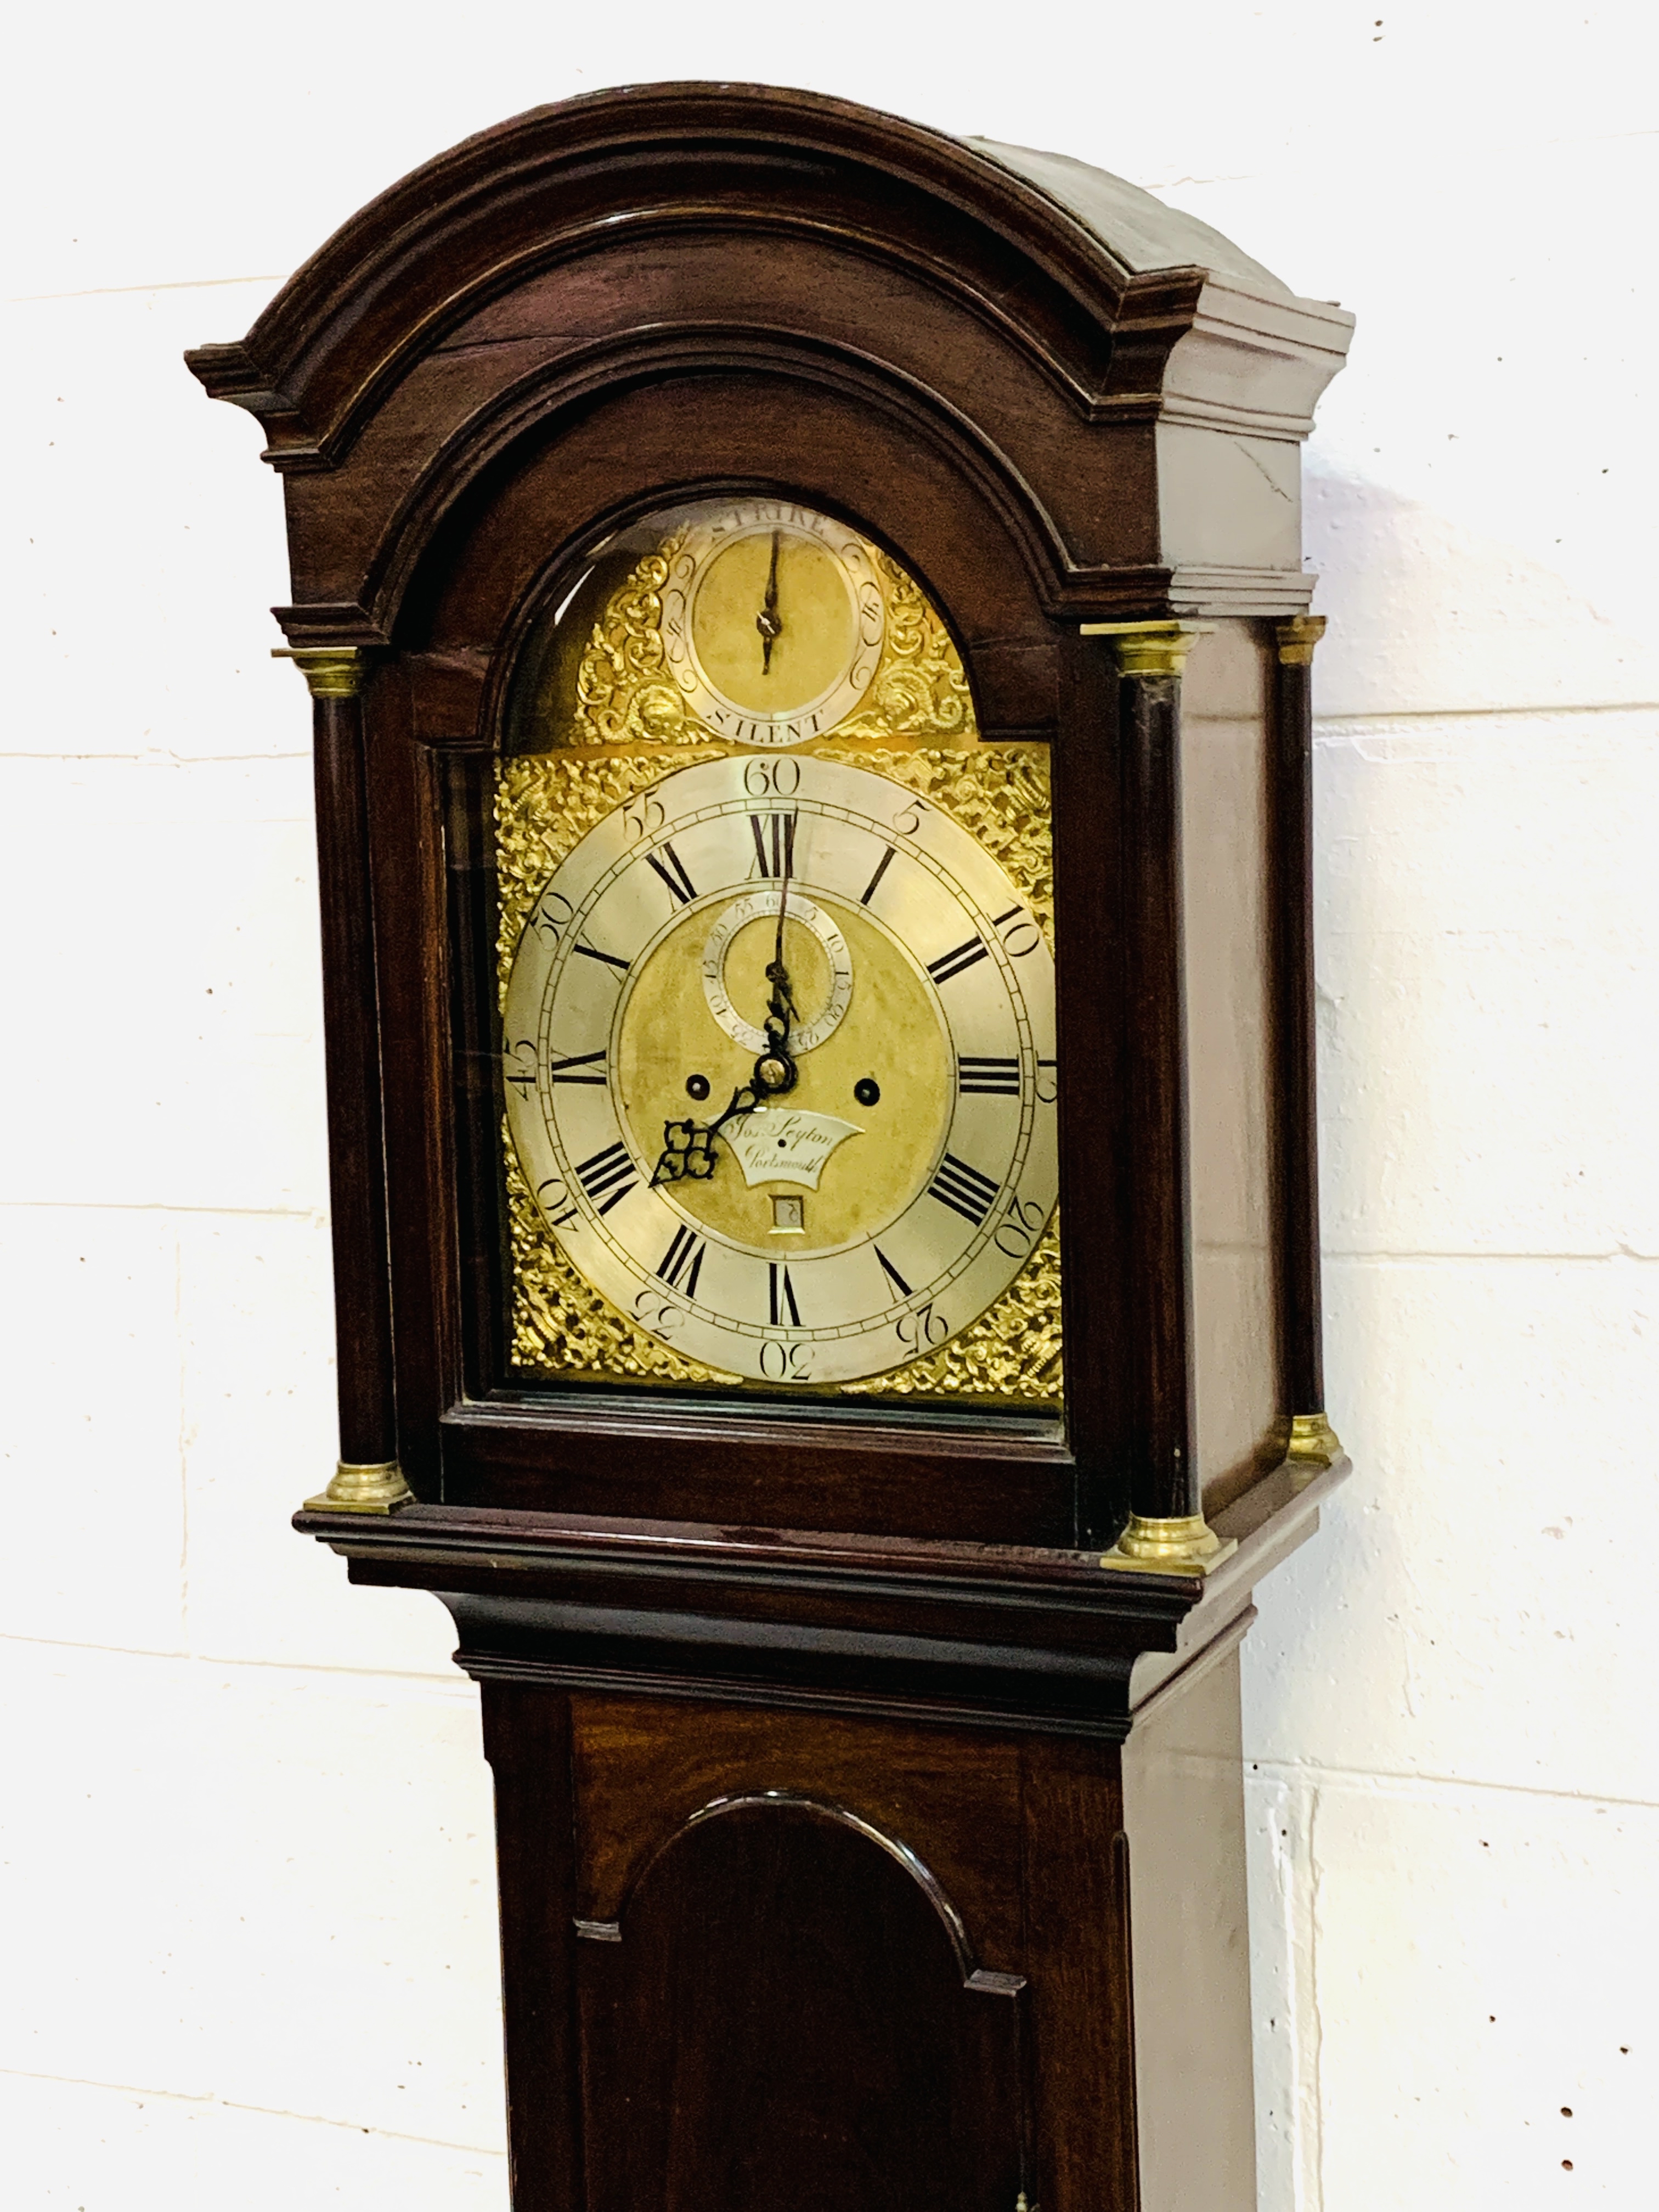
[189,86,1352,2211]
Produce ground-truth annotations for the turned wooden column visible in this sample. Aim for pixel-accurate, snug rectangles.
[1082,622,1234,1575]
[278,647,410,1513]
[1271,615,1342,1475]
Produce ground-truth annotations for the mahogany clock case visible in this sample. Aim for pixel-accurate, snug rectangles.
[187,84,1354,2212]
[186,83,1353,1558]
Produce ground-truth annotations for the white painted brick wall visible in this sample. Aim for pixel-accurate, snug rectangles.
[4,8,1652,2204]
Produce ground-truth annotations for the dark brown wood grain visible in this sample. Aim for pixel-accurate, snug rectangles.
[359,665,454,1496]
[308,1500,1204,1721]
[1271,644,1325,1417]
[1116,668,1199,1523]
[1020,1740,1140,2212]
[1054,634,1134,1546]
[577,1794,1024,2212]
[309,682,398,1469]
[570,1696,1026,1979]
[475,1691,1137,2211]
[481,1683,585,2210]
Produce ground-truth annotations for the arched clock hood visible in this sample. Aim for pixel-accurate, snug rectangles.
[187,82,1352,679]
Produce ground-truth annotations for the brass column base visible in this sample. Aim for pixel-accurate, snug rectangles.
[303,1459,414,1514]
[1099,1511,1237,1577]
[1284,1410,1343,1486]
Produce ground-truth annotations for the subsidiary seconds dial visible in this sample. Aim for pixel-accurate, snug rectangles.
[502,755,1057,1386]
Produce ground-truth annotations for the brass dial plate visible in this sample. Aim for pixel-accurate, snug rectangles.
[502,754,1058,1388]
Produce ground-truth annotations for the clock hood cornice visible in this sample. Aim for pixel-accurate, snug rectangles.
[188,82,1353,641]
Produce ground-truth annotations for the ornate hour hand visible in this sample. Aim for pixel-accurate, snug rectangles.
[655,873,799,1186]
[755,527,782,674]
[652,1079,762,1184]
[651,1048,795,1186]
[757,845,798,1094]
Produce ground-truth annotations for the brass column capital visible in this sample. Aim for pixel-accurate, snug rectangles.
[304,1460,413,1515]
[1273,614,1327,667]
[1081,619,1214,679]
[273,645,373,698]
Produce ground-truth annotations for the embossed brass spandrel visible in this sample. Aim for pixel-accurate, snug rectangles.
[507,501,977,757]
[494,501,1059,1409]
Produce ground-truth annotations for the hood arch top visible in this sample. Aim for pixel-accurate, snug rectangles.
[187,82,1352,632]
[964,137,1292,296]
[188,83,1345,454]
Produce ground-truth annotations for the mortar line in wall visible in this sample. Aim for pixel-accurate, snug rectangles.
[0,1629,470,1695]
[0,751,313,765]
[1314,701,1659,727]
[7,274,290,303]
[0,1200,325,1221]
[1324,1246,1658,1266]
[1247,1756,1659,1817]
[1305,1779,1325,2212]
[175,1227,190,1657]
[0,2064,506,2157]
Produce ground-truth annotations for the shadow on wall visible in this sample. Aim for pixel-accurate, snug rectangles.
[1304,464,1659,718]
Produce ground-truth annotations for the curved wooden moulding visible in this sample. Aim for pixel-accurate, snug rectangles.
[576,1794,1029,2210]
[579,1796,1035,2212]
[187,81,1353,684]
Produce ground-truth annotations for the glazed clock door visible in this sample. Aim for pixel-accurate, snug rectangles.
[487,494,1064,1421]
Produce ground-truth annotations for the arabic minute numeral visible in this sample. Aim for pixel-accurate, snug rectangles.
[645,840,697,906]
[896,1300,950,1351]
[504,1039,538,1097]
[957,1056,1020,1096]
[994,1194,1048,1259]
[759,1339,812,1382]
[633,1288,687,1337]
[1036,1057,1059,1104]
[622,793,665,842]
[768,1262,802,1329]
[928,934,990,986]
[574,1139,637,1216]
[654,1224,707,1299]
[531,889,574,945]
[928,1152,999,1228]
[748,812,796,879]
[535,1176,580,1229]
[743,756,801,798]
[992,903,1043,957]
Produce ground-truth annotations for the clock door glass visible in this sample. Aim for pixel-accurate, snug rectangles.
[492,497,1060,1409]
